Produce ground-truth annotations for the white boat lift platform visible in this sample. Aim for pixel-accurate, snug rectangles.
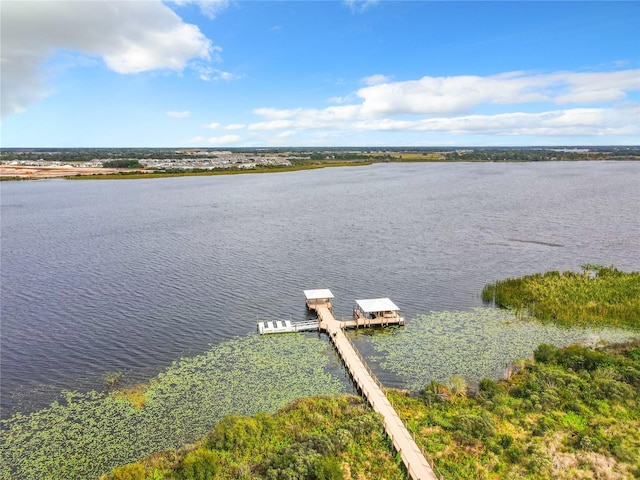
[257,319,319,335]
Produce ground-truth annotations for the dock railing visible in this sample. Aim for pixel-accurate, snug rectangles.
[341,333,444,480]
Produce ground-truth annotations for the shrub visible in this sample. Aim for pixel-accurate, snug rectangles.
[526,449,552,475]
[111,463,145,480]
[265,446,319,480]
[534,344,557,363]
[556,345,612,372]
[312,456,343,480]
[423,380,449,405]
[451,411,496,445]
[179,448,220,480]
[447,375,468,397]
[498,434,513,449]
[505,446,524,464]
[343,413,380,439]
[478,378,503,399]
[205,415,263,452]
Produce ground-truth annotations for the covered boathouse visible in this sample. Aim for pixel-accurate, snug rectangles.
[303,288,334,311]
[353,297,405,327]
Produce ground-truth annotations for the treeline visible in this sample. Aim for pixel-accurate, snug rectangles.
[3,147,638,164]
[103,159,144,168]
[447,148,640,162]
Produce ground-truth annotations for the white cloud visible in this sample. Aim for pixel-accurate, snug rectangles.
[354,70,640,118]
[246,106,637,138]
[361,74,391,86]
[247,69,639,130]
[243,70,639,141]
[276,131,296,139]
[1,0,215,117]
[344,0,379,13]
[167,110,191,118]
[206,134,242,144]
[196,66,244,82]
[202,122,245,130]
[168,0,230,19]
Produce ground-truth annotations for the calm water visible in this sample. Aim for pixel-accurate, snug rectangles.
[2,161,639,416]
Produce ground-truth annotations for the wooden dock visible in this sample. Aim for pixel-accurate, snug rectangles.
[307,295,438,480]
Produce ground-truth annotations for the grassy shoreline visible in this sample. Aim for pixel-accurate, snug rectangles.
[482,265,640,330]
[101,339,640,480]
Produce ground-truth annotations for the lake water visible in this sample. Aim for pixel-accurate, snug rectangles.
[2,161,639,416]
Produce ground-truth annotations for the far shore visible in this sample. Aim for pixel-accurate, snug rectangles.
[2,149,638,181]
[0,161,373,181]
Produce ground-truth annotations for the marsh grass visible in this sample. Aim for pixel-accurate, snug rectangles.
[482,265,640,329]
[104,371,124,389]
[113,384,147,409]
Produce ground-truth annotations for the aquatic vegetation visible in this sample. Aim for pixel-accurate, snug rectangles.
[365,308,639,392]
[101,395,404,480]
[0,335,345,480]
[387,339,640,479]
[102,340,640,480]
[482,265,640,329]
[104,371,124,389]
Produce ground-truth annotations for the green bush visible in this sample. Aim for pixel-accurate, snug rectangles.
[111,463,145,480]
[451,411,496,445]
[478,378,503,399]
[533,344,557,363]
[205,415,264,452]
[423,380,449,405]
[312,456,343,480]
[179,448,220,480]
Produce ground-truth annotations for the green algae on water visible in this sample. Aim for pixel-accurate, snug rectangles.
[366,308,640,392]
[0,334,345,480]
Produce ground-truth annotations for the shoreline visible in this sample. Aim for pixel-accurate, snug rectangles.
[0,161,373,181]
[2,157,638,181]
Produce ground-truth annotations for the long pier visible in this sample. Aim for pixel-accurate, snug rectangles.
[308,297,438,480]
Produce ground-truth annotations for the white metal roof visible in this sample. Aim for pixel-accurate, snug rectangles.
[355,298,399,313]
[303,289,334,300]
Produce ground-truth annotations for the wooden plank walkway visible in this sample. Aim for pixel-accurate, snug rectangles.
[314,305,439,480]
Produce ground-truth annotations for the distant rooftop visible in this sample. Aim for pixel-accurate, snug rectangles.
[303,289,334,300]
[356,298,399,313]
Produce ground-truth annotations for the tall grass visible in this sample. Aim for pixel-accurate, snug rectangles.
[482,265,640,329]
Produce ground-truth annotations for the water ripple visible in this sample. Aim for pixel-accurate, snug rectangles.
[1,161,639,416]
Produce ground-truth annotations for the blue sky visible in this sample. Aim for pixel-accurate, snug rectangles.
[1,0,639,147]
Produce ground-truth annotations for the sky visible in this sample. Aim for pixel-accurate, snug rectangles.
[1,0,639,148]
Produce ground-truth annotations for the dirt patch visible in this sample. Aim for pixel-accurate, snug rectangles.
[0,165,137,179]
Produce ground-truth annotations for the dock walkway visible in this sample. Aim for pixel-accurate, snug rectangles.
[313,304,438,480]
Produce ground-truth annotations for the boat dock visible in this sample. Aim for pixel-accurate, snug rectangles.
[304,289,438,480]
[258,289,406,335]
[257,319,319,335]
